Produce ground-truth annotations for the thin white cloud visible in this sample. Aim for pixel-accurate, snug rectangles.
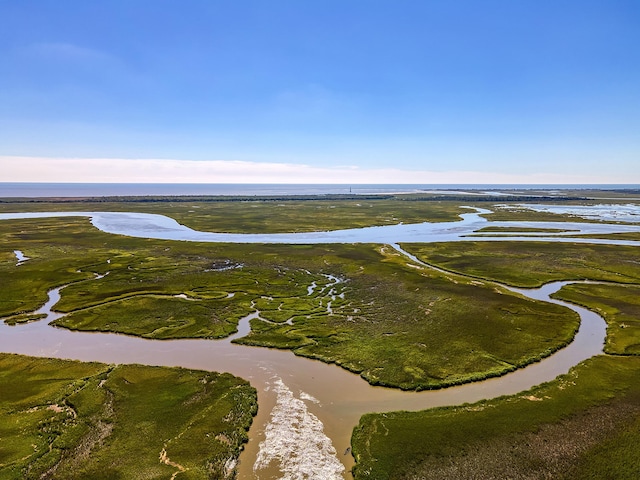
[0,156,631,184]
[24,42,120,66]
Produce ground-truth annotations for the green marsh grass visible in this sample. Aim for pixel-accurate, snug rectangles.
[554,283,640,355]
[2,218,579,390]
[351,355,640,479]
[474,226,578,233]
[573,232,640,241]
[233,244,579,390]
[4,197,640,478]
[351,240,640,479]
[402,241,640,287]
[0,353,257,479]
[0,198,467,233]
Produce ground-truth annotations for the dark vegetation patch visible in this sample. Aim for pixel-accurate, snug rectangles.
[0,353,257,479]
[2,313,46,325]
[54,296,247,339]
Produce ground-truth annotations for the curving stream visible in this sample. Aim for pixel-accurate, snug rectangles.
[0,208,631,479]
[2,208,640,246]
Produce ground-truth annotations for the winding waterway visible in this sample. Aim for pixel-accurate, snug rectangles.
[2,208,640,246]
[0,208,635,478]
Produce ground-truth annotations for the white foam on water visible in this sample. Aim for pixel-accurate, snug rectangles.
[299,392,320,405]
[254,377,344,479]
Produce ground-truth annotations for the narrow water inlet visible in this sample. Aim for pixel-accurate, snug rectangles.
[13,249,30,266]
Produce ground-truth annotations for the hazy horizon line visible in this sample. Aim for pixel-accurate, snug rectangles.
[2,156,638,185]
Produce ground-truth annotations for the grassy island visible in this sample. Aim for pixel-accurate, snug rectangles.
[0,354,257,479]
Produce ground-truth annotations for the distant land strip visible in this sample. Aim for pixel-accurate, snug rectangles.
[0,194,587,204]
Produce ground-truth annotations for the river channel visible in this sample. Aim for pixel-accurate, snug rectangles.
[1,208,637,479]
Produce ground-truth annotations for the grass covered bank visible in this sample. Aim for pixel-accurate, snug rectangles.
[234,244,579,390]
[0,353,257,479]
[351,355,640,479]
[402,241,640,287]
[554,283,640,355]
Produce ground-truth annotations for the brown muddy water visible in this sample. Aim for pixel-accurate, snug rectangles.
[0,279,606,479]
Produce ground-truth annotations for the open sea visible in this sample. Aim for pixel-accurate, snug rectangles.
[0,183,638,198]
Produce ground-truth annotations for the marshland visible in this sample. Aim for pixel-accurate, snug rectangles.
[1,190,640,479]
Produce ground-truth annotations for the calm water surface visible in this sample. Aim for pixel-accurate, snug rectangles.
[2,209,640,246]
[4,182,637,197]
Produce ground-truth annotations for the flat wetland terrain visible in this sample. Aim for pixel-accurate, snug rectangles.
[3,191,634,233]
[352,355,640,479]
[353,226,640,479]
[2,191,640,478]
[0,197,467,233]
[402,241,640,287]
[1,217,578,390]
[0,353,256,479]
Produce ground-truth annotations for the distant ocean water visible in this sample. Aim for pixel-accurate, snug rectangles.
[0,183,638,198]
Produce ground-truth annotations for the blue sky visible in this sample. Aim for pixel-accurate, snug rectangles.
[1,0,639,183]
